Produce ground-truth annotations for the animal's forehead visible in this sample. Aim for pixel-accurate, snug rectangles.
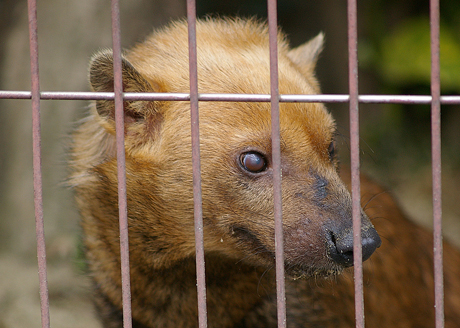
[200,101,335,150]
[129,19,314,95]
[129,18,335,149]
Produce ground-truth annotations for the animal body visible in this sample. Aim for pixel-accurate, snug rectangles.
[69,18,460,328]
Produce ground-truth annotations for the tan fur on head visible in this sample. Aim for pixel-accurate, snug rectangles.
[70,17,376,327]
[66,17,460,328]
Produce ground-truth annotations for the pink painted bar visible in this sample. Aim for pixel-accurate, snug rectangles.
[186,1,208,327]
[110,0,133,327]
[27,0,51,327]
[430,0,445,327]
[267,0,287,327]
[347,0,365,327]
[2,90,460,105]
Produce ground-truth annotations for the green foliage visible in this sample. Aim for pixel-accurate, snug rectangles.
[379,17,460,92]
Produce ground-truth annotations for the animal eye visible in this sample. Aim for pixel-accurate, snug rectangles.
[240,152,267,173]
[328,141,336,162]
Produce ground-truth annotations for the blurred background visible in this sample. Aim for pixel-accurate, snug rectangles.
[0,0,459,327]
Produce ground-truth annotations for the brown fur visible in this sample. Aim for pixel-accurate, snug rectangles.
[69,18,460,328]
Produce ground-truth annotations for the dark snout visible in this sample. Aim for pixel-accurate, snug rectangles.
[326,222,381,267]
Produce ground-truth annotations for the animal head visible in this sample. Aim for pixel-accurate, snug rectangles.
[75,18,380,278]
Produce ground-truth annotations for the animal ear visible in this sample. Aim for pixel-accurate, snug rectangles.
[287,32,324,77]
[89,50,159,127]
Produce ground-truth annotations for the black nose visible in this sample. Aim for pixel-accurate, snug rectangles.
[327,226,381,267]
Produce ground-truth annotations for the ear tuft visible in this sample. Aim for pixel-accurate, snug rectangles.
[287,32,324,73]
[89,50,157,123]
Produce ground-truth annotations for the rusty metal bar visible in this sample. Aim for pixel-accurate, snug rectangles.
[27,1,51,327]
[347,0,365,327]
[430,0,445,327]
[2,90,460,105]
[186,1,208,327]
[110,0,133,327]
[267,1,287,327]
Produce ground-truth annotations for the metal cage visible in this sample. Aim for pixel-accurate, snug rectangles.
[0,0,456,327]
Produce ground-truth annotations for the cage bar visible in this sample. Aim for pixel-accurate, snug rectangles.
[27,0,51,327]
[429,0,445,327]
[2,90,460,105]
[186,1,208,327]
[347,0,365,327]
[110,0,133,327]
[267,0,287,327]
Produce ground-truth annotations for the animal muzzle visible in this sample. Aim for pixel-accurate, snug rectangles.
[325,224,381,267]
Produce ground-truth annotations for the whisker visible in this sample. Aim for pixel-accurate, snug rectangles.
[362,191,387,211]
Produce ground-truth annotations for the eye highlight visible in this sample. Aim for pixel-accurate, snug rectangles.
[240,152,267,173]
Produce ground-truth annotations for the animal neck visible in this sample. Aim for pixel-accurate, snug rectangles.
[126,254,278,328]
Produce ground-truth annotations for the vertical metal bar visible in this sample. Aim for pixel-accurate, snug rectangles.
[186,1,208,327]
[27,1,51,327]
[110,1,133,327]
[267,1,287,327]
[430,0,445,327]
[347,1,365,327]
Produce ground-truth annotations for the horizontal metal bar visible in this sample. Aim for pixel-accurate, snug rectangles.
[1,90,459,104]
[0,91,32,99]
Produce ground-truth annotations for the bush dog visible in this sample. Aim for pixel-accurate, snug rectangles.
[69,18,460,328]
